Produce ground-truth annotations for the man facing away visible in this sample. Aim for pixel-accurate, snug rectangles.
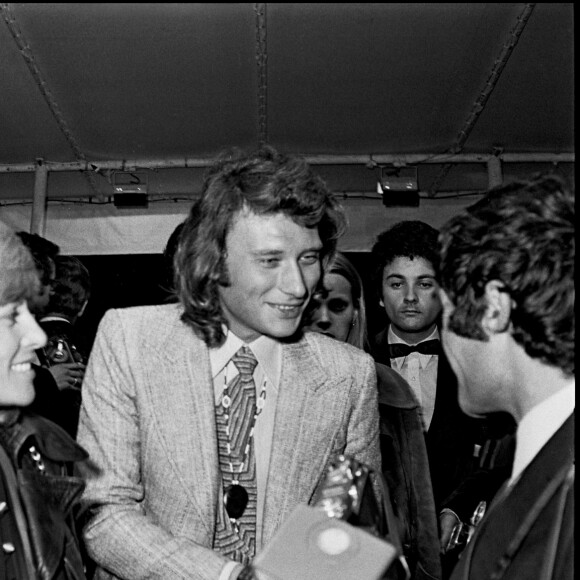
[76,147,382,580]
[368,221,514,568]
[438,174,574,580]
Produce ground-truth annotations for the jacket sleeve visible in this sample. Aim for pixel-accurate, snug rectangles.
[76,309,241,580]
[341,354,384,511]
[344,354,381,474]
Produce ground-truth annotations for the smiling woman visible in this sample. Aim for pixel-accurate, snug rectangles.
[0,221,88,579]
[0,226,46,410]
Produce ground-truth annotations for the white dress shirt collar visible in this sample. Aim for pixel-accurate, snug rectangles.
[39,315,70,324]
[510,379,575,485]
[209,329,281,390]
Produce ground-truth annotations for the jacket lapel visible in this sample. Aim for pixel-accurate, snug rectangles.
[372,328,392,367]
[465,413,574,578]
[144,313,219,536]
[261,337,335,543]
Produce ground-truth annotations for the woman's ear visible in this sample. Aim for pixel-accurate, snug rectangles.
[482,280,512,334]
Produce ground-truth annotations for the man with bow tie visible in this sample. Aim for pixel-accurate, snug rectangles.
[369,220,510,575]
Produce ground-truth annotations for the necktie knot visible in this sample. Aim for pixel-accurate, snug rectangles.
[389,339,440,359]
[232,346,258,378]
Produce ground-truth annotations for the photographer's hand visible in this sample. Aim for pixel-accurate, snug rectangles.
[48,362,86,391]
[439,509,460,553]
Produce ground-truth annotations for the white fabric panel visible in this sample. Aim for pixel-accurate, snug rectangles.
[340,196,482,251]
[0,195,481,255]
[0,202,189,255]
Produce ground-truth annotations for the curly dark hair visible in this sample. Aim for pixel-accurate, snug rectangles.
[370,220,440,300]
[175,146,346,347]
[438,174,574,376]
[0,223,40,307]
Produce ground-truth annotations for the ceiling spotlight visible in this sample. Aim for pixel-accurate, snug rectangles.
[112,171,149,208]
[378,166,419,207]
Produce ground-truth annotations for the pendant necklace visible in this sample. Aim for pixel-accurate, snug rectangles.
[221,365,267,528]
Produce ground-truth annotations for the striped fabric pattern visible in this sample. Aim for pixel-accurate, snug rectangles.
[213,346,258,564]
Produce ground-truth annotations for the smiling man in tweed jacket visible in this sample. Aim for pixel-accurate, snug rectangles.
[76,147,382,580]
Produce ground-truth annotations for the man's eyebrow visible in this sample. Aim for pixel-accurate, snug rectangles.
[385,273,436,279]
[252,249,284,256]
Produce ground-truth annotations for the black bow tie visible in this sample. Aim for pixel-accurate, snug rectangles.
[388,339,440,359]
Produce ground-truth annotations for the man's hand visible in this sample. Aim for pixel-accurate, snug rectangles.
[48,362,86,391]
[439,509,460,553]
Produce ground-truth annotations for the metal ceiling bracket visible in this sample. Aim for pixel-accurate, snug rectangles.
[30,159,48,235]
[487,155,503,189]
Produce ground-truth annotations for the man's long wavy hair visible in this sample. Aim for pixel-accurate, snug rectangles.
[175,146,346,347]
[439,174,574,376]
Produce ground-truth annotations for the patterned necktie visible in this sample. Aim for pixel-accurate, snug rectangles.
[388,338,440,359]
[214,346,259,564]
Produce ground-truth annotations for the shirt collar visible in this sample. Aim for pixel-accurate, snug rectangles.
[510,379,575,485]
[388,325,439,370]
[209,329,281,389]
[39,315,70,324]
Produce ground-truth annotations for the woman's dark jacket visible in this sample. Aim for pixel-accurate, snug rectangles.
[0,411,88,580]
[376,363,442,580]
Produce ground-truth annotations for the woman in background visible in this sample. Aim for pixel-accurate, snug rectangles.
[0,221,87,579]
[304,251,442,580]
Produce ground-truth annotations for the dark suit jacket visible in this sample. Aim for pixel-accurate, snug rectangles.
[450,414,574,580]
[372,328,492,517]
[377,363,442,580]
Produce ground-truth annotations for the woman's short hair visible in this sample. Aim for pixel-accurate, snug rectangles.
[15,231,59,287]
[0,222,40,307]
[175,146,346,347]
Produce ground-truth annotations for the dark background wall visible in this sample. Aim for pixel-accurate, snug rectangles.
[74,252,388,354]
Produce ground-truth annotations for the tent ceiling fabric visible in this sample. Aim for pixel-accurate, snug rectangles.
[0,3,574,204]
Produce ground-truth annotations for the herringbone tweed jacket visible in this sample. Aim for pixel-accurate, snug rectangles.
[77,303,381,580]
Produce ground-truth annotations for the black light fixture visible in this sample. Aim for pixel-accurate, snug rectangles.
[378,166,419,207]
[112,171,149,208]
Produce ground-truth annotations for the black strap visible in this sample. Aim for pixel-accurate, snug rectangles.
[489,462,573,580]
[537,464,574,580]
[461,461,574,580]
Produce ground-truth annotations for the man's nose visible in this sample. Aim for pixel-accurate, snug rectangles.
[281,262,308,298]
[404,287,418,302]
